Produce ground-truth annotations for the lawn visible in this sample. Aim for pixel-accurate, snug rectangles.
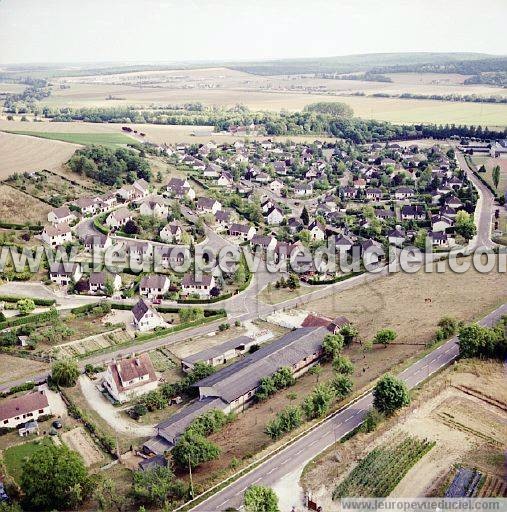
[3,130,136,147]
[3,437,54,483]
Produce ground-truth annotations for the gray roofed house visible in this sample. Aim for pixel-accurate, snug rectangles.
[195,327,327,410]
[181,335,256,372]
[146,396,226,453]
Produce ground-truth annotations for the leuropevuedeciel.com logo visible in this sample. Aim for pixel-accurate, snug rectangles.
[337,498,505,512]
[0,240,505,277]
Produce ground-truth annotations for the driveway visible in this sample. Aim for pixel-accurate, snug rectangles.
[78,375,155,437]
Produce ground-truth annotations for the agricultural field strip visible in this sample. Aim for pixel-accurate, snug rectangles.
[187,304,507,511]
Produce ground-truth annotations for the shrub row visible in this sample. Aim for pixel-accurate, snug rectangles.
[0,295,56,306]
[0,307,58,330]
[60,389,117,455]
[307,270,365,286]
[0,221,42,231]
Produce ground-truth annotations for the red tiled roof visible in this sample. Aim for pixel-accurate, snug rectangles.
[0,390,48,422]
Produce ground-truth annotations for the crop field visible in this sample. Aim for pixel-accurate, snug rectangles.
[35,67,507,127]
[471,155,507,197]
[0,131,79,179]
[302,359,507,505]
[0,353,49,385]
[3,130,136,147]
[332,435,435,498]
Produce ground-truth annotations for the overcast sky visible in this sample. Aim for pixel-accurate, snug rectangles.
[0,0,505,65]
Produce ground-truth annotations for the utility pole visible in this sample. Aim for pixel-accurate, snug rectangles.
[188,454,194,499]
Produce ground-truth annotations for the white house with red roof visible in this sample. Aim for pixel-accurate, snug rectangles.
[103,354,159,403]
[0,389,51,429]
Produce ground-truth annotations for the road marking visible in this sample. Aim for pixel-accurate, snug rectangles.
[309,439,319,446]
[295,448,304,455]
[218,499,230,508]
[266,467,276,475]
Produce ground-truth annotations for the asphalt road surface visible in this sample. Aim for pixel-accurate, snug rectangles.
[190,303,507,511]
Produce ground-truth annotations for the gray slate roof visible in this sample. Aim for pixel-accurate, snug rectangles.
[194,327,327,404]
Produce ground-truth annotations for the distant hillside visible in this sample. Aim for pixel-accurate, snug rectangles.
[227,52,503,76]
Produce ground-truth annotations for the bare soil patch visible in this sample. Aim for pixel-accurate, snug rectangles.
[299,257,507,347]
[0,354,49,385]
[61,426,104,466]
[0,184,51,223]
[0,131,79,178]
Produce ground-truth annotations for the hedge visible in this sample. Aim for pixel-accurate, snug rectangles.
[307,270,365,286]
[0,221,42,231]
[93,217,109,235]
[0,308,58,330]
[60,389,116,456]
[0,295,56,306]
[177,292,233,304]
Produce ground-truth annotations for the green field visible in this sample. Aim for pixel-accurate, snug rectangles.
[3,130,136,147]
[332,435,435,498]
[3,437,54,483]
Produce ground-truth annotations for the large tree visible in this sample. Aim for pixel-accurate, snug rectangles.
[131,466,185,507]
[322,333,344,360]
[492,165,500,190]
[244,485,280,512]
[302,383,335,419]
[372,374,410,415]
[373,328,397,348]
[172,431,220,470]
[51,357,80,387]
[20,444,91,510]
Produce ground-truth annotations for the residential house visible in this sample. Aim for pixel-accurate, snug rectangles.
[106,208,133,230]
[103,354,159,403]
[89,272,121,295]
[265,206,284,225]
[294,183,314,197]
[214,210,232,230]
[431,215,454,232]
[394,187,415,200]
[139,197,169,219]
[388,227,406,246]
[365,188,382,202]
[139,274,170,299]
[41,224,73,246]
[132,299,167,332]
[181,274,216,299]
[83,234,112,252]
[216,171,234,187]
[72,197,98,216]
[269,179,284,195]
[133,179,150,197]
[250,234,277,252]
[0,389,51,429]
[228,223,256,241]
[49,262,82,286]
[196,197,222,214]
[47,206,76,226]
[203,163,221,179]
[308,220,325,241]
[160,222,183,243]
[401,205,426,221]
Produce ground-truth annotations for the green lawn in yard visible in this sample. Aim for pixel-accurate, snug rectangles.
[3,130,136,147]
[3,437,54,483]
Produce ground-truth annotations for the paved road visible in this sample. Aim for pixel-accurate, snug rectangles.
[190,303,507,512]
